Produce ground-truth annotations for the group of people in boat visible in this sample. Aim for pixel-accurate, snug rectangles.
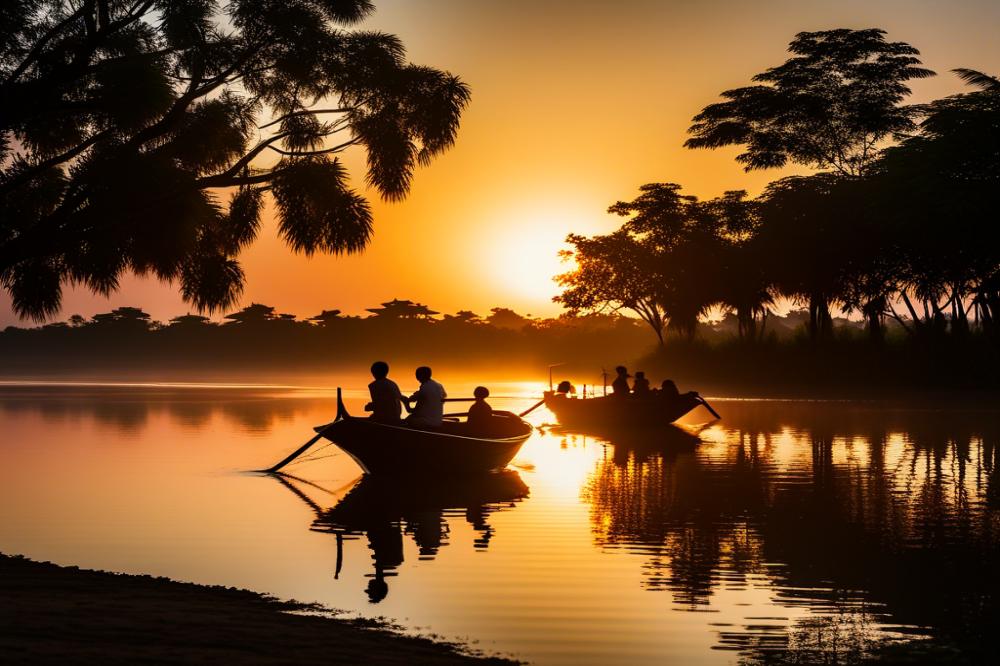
[611,365,683,399]
[554,365,685,400]
[364,361,493,429]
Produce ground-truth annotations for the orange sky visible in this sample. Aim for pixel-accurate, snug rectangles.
[3,0,999,327]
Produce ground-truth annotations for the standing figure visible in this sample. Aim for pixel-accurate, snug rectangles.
[611,365,631,396]
[406,366,447,428]
[364,361,403,423]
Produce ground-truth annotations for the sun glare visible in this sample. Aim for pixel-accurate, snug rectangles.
[487,211,581,307]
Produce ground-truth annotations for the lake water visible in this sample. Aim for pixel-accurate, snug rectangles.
[1,381,998,664]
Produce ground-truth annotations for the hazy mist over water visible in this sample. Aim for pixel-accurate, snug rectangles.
[2,380,999,664]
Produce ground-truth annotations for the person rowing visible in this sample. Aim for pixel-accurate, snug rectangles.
[405,366,447,428]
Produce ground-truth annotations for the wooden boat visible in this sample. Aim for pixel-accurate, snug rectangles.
[543,390,708,429]
[309,389,533,476]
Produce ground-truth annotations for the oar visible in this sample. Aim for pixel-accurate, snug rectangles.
[697,395,721,420]
[518,399,546,417]
[256,387,347,473]
[257,426,331,473]
[446,399,547,419]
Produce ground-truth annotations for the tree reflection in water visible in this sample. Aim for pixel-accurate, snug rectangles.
[278,471,529,603]
[581,401,1000,662]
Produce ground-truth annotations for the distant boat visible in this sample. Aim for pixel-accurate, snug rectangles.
[312,391,532,476]
[543,390,708,429]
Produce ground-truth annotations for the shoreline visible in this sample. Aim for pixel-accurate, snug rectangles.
[0,553,518,664]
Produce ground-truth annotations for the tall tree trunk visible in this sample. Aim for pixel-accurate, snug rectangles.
[809,293,831,340]
[864,302,883,342]
[951,285,969,335]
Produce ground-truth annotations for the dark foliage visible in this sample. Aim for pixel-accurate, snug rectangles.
[563,52,999,346]
[0,1,470,320]
[685,28,934,176]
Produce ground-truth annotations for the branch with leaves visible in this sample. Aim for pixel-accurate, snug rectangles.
[0,0,470,320]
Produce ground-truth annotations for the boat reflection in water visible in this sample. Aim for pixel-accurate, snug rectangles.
[274,470,529,603]
[579,400,1000,662]
[544,421,703,464]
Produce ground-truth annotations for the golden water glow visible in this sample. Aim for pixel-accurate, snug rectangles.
[2,384,998,663]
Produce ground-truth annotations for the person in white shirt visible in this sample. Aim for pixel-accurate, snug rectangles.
[405,366,447,428]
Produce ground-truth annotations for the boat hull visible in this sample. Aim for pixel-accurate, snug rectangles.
[544,391,704,429]
[316,414,532,476]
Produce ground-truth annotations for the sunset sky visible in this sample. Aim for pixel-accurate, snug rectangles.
[2,0,998,327]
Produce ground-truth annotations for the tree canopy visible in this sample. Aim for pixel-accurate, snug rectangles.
[685,28,934,176]
[559,64,1000,345]
[0,0,470,320]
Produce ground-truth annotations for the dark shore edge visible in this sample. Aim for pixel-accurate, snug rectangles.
[0,553,520,665]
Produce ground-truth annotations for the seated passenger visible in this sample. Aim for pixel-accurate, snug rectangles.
[660,379,680,399]
[467,386,493,431]
[611,366,631,397]
[364,361,403,423]
[632,371,650,396]
[405,366,447,428]
[556,380,575,395]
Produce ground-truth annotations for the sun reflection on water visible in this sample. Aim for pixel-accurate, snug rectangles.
[1,384,999,664]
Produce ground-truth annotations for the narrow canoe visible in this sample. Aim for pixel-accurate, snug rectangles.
[543,390,704,429]
[313,391,533,476]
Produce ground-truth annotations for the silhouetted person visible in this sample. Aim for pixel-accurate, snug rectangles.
[556,380,575,395]
[660,379,680,399]
[406,366,447,428]
[633,371,650,396]
[364,361,403,423]
[611,365,631,396]
[404,513,447,557]
[468,386,493,431]
[366,566,390,603]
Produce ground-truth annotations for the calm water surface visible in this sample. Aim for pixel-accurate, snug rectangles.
[1,381,998,664]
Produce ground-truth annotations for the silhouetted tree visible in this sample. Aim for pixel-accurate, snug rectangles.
[484,307,530,331]
[442,310,482,324]
[308,309,343,327]
[705,192,773,341]
[875,69,1000,336]
[366,298,438,320]
[90,306,153,333]
[168,314,212,327]
[559,184,770,344]
[224,303,276,325]
[0,1,470,320]
[756,175,857,339]
[685,29,933,176]
[557,230,670,345]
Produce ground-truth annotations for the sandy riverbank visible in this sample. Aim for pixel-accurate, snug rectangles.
[0,554,518,664]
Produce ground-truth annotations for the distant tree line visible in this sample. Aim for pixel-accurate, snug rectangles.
[0,299,652,374]
[3,299,996,390]
[557,29,1000,346]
